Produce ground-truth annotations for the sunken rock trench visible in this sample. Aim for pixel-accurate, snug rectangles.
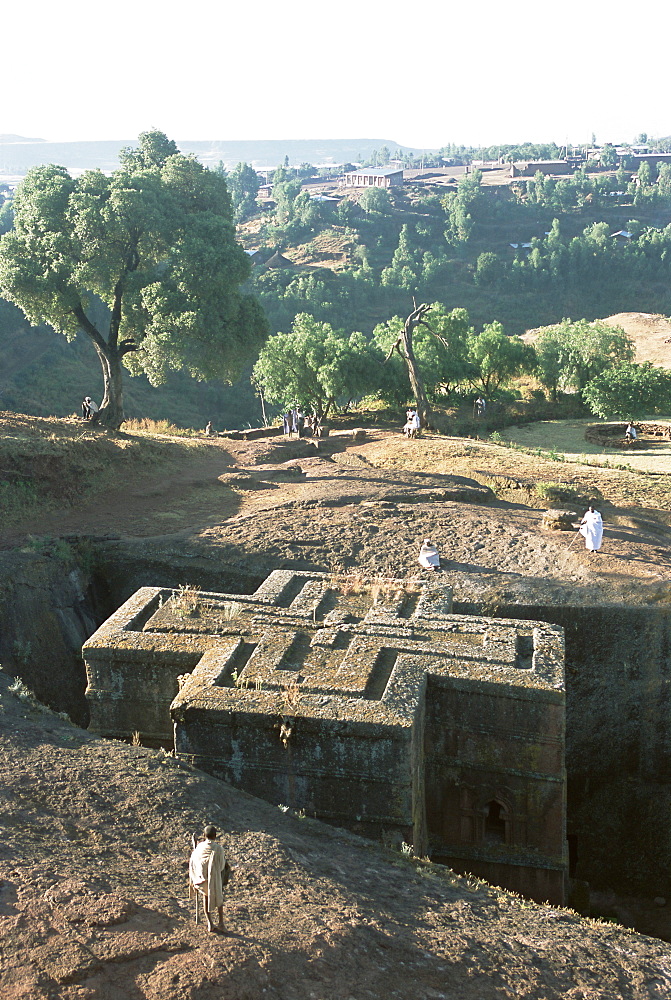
[4,540,671,917]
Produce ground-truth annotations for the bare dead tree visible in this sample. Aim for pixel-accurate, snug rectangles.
[384,300,433,426]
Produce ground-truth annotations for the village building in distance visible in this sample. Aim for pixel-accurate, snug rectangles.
[83,570,567,905]
[342,166,404,188]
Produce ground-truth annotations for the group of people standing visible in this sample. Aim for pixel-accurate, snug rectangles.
[283,407,322,439]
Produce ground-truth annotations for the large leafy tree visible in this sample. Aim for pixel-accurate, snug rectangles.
[0,130,267,428]
[535,319,634,399]
[252,313,381,419]
[582,362,671,419]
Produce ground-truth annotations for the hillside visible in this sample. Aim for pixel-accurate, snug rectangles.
[523,312,671,370]
[3,410,671,998]
[3,662,671,1000]
[604,312,671,368]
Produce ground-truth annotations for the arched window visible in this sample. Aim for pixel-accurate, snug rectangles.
[484,800,508,844]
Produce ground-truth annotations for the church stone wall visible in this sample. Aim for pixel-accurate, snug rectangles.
[466,601,671,898]
[83,570,567,903]
[425,678,566,902]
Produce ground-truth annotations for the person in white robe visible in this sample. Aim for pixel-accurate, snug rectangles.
[418,539,441,571]
[189,825,227,932]
[579,504,603,553]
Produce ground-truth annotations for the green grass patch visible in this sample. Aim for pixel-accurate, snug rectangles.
[498,418,671,475]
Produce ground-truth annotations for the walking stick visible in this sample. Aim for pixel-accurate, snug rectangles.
[566,527,583,552]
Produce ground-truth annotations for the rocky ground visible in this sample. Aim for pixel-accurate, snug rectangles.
[3,671,671,1000]
[4,420,671,606]
[3,413,671,997]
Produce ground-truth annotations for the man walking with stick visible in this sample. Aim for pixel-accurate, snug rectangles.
[189,825,228,933]
[577,502,603,554]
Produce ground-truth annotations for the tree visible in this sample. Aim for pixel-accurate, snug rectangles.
[381,224,418,289]
[600,144,618,170]
[412,306,471,398]
[442,169,483,243]
[474,251,504,286]
[252,313,381,419]
[467,322,536,395]
[376,303,433,425]
[359,187,391,214]
[582,362,671,419]
[0,131,267,428]
[534,319,634,396]
[227,162,260,221]
[657,163,671,199]
[272,168,302,223]
[0,198,13,234]
[376,301,471,425]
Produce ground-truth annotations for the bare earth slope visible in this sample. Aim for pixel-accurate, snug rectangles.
[2,672,671,1000]
[4,413,671,997]
[603,313,671,369]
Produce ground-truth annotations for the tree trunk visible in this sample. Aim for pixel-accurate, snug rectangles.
[390,302,432,427]
[90,343,125,429]
[402,317,431,426]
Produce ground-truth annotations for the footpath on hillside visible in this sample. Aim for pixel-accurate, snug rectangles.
[2,415,671,603]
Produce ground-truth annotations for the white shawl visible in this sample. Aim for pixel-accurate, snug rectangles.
[189,838,226,908]
[579,510,603,551]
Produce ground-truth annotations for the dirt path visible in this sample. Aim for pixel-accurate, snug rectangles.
[4,426,671,603]
[0,437,242,547]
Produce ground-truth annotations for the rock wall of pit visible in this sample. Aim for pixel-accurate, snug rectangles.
[465,601,671,898]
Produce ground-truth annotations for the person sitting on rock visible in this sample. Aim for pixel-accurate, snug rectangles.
[189,824,227,933]
[404,409,420,439]
[418,539,441,571]
[81,396,99,420]
[625,422,637,443]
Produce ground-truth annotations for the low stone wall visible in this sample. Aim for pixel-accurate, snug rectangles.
[584,421,671,449]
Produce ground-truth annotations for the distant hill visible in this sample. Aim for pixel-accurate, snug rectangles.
[0,136,434,178]
[0,134,46,144]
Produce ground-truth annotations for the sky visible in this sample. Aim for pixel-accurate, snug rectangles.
[3,0,669,149]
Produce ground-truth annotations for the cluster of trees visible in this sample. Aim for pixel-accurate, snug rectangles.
[521,161,671,212]
[252,304,539,420]
[475,217,671,301]
[253,308,671,424]
[4,131,671,432]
